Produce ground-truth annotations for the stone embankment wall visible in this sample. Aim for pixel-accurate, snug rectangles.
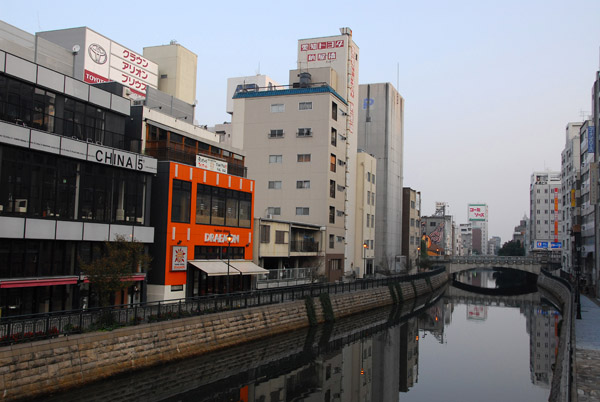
[536,271,573,402]
[0,272,448,401]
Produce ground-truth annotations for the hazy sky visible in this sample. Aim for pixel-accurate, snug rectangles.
[4,0,600,243]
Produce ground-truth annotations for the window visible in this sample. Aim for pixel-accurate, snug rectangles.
[296,207,309,216]
[410,218,415,227]
[331,128,337,146]
[367,172,371,182]
[371,174,375,183]
[260,225,270,243]
[366,214,370,227]
[275,230,287,244]
[299,101,312,110]
[329,234,335,248]
[269,129,284,138]
[332,102,338,121]
[171,180,191,223]
[268,181,282,189]
[411,200,415,209]
[371,193,375,205]
[329,206,335,224]
[269,155,282,163]
[297,154,311,162]
[195,184,211,224]
[297,128,312,137]
[367,191,371,205]
[330,180,336,198]
[270,104,284,113]
[296,180,310,189]
[330,154,336,172]
[267,207,281,216]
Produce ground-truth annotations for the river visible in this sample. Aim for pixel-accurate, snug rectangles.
[35,269,561,402]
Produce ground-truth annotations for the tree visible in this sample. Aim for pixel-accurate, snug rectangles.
[80,235,151,307]
[498,240,525,256]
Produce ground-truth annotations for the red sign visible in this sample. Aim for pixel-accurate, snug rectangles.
[84,69,109,84]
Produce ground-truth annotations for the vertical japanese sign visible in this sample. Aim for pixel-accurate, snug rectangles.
[588,126,596,154]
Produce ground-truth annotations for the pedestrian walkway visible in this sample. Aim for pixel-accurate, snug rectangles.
[575,295,600,401]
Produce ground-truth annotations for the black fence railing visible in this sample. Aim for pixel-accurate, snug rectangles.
[0,268,445,346]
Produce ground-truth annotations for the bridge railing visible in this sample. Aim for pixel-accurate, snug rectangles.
[0,268,446,346]
[430,255,549,265]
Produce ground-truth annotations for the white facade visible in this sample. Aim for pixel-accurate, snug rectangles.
[560,122,582,272]
[357,83,404,272]
[529,171,562,252]
[468,203,488,255]
[226,75,280,116]
[354,151,376,277]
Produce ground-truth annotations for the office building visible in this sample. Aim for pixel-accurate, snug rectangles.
[401,187,421,273]
[468,203,488,255]
[358,83,404,272]
[529,171,562,254]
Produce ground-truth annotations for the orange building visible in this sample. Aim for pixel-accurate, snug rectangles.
[147,161,265,302]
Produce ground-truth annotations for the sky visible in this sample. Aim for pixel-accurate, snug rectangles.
[3,0,600,244]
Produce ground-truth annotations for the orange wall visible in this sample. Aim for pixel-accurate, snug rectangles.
[164,162,255,286]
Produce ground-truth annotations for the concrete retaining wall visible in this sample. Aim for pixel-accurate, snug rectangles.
[0,272,447,400]
[536,272,573,402]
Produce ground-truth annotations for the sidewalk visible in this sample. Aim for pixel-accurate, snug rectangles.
[575,295,600,401]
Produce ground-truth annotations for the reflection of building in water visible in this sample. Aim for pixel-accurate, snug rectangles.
[372,326,400,401]
[342,338,373,402]
[466,304,488,321]
[420,302,445,343]
[455,269,496,288]
[249,350,343,401]
[523,304,560,387]
[399,317,419,392]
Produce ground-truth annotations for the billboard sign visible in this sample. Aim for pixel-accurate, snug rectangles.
[171,246,187,271]
[588,126,596,154]
[83,28,158,97]
[468,204,487,221]
[536,241,548,249]
[196,155,228,174]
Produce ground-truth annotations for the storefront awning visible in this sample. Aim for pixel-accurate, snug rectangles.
[228,260,269,275]
[188,260,268,276]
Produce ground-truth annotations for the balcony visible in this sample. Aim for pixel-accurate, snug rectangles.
[290,240,320,253]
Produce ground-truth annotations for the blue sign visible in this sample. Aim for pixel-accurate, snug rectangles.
[536,241,548,249]
[588,126,596,154]
[551,242,562,249]
[363,98,374,109]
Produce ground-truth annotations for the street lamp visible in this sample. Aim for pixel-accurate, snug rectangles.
[226,234,233,294]
[363,242,368,277]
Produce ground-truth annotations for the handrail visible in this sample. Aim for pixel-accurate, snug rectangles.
[0,268,446,346]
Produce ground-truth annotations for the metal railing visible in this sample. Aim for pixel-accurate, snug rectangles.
[0,268,445,346]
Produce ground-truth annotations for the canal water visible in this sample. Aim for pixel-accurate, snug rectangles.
[37,269,561,402]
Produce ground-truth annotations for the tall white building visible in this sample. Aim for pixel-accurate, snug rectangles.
[560,122,582,273]
[232,28,361,281]
[529,172,562,253]
[468,203,488,255]
[357,83,404,272]
[579,121,596,283]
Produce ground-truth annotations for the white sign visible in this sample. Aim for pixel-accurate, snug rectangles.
[83,28,158,97]
[468,204,487,221]
[87,144,157,173]
[204,233,239,244]
[196,155,228,174]
[171,246,188,271]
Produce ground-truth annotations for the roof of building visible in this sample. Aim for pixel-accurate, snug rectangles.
[232,85,348,105]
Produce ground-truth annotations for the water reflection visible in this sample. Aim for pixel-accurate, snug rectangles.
[37,283,561,402]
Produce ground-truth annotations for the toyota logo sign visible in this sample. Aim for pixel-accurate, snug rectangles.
[88,43,107,65]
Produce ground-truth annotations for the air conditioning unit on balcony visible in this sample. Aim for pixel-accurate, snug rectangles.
[266,214,273,219]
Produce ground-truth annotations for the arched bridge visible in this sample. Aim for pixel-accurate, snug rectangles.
[429,255,559,275]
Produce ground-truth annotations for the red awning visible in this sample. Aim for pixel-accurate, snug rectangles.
[0,273,146,288]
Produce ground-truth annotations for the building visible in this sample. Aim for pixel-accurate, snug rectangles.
[143,42,198,106]
[513,216,528,250]
[459,223,472,256]
[560,122,582,273]
[487,236,501,255]
[0,22,156,315]
[468,203,488,255]
[357,83,404,273]
[401,187,421,273]
[421,203,453,256]
[579,120,596,289]
[355,151,376,277]
[529,171,562,254]
[232,28,360,281]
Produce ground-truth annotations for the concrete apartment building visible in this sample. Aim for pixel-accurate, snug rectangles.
[231,28,360,281]
[355,150,377,277]
[358,83,404,273]
[459,223,472,256]
[401,187,421,273]
[579,120,596,288]
[468,203,488,255]
[560,122,582,273]
[529,171,562,254]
